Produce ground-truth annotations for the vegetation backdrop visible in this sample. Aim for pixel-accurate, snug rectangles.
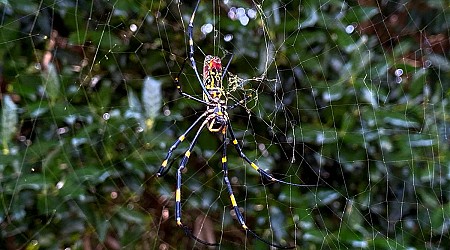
[0,0,449,249]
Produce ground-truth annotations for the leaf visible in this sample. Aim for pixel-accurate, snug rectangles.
[116,206,146,224]
[41,63,60,103]
[1,95,18,155]
[25,240,39,250]
[344,200,363,229]
[12,174,48,192]
[316,190,340,206]
[322,82,344,102]
[0,0,9,7]
[371,109,420,129]
[142,76,162,130]
[333,27,356,51]
[391,62,419,76]
[96,216,109,242]
[295,124,338,145]
[86,31,125,51]
[344,6,379,24]
[126,88,144,128]
[426,54,450,72]
[56,177,86,200]
[410,68,427,97]
[299,6,319,29]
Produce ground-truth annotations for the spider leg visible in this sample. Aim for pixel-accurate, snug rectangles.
[157,111,208,177]
[174,118,219,246]
[221,132,295,249]
[227,121,310,187]
[226,93,253,110]
[174,57,209,105]
[188,0,212,101]
[221,53,234,82]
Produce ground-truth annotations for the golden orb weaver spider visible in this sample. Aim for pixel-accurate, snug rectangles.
[156,0,307,248]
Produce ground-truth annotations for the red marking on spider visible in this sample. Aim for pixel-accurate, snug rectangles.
[203,56,222,77]
[209,58,222,71]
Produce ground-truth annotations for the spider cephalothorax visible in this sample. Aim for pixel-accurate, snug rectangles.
[155,0,306,248]
[206,105,227,133]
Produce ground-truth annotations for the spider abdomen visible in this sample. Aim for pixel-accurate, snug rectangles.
[203,55,223,101]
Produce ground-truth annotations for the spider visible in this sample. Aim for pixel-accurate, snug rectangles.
[156,0,306,248]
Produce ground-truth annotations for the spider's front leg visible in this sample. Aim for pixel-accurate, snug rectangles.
[187,0,212,101]
[173,58,209,105]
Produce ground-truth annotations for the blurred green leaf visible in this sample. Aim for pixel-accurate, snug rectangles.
[41,63,61,104]
[316,190,340,206]
[1,95,18,155]
[116,206,146,224]
[344,6,379,23]
[1,0,449,249]
[142,76,162,130]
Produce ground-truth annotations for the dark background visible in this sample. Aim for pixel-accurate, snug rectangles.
[0,0,449,249]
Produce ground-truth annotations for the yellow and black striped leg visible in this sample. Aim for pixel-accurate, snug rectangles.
[187,0,212,100]
[157,112,208,177]
[227,121,309,188]
[174,57,209,105]
[221,133,295,249]
[221,134,249,232]
[174,119,219,246]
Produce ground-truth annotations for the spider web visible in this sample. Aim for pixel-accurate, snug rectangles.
[1,0,449,249]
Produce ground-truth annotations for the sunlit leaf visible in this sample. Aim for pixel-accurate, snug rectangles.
[41,63,60,104]
[142,76,162,130]
[1,95,18,155]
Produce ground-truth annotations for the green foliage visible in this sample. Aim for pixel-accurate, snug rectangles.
[1,0,449,249]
